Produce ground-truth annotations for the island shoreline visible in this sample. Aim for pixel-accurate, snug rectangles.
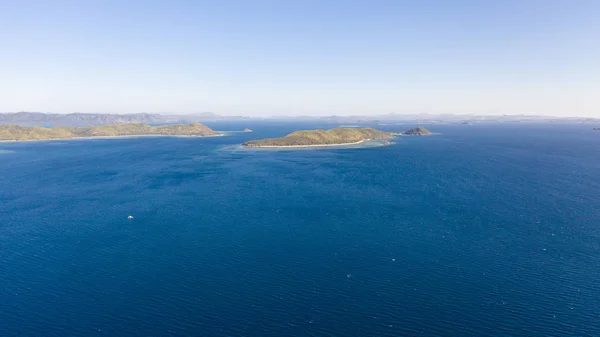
[243,139,372,148]
[0,133,224,143]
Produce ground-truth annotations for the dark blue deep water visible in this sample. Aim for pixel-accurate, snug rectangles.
[1,122,600,336]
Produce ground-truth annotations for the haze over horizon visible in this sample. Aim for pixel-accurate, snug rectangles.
[2,0,599,117]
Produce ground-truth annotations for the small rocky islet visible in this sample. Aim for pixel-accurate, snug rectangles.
[401,126,432,136]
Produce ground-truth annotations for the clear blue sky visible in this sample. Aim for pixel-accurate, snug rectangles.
[1,0,598,116]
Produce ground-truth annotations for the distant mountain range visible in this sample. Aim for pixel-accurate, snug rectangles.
[305,113,600,124]
[1,111,598,126]
[0,112,248,126]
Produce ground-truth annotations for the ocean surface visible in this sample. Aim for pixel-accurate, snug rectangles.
[1,122,599,336]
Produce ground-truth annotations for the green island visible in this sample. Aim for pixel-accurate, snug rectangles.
[0,122,218,141]
[243,127,393,147]
[243,126,433,148]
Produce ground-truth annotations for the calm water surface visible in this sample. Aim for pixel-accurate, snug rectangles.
[1,122,599,336]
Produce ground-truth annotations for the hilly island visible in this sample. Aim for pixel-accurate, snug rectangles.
[242,126,431,148]
[0,122,218,141]
[402,126,432,136]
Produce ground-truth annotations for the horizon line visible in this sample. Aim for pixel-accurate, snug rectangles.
[3,111,599,119]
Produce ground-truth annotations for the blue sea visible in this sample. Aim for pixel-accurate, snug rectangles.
[1,122,599,336]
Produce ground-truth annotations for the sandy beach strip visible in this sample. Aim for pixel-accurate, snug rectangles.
[244,139,371,148]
